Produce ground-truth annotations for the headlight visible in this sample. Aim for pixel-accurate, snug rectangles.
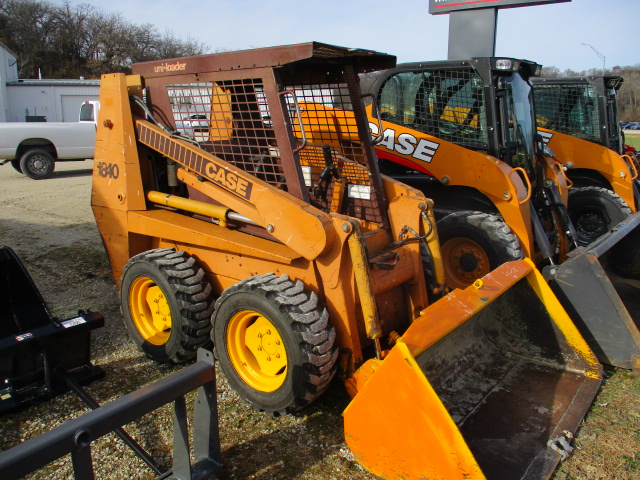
[495,59,514,71]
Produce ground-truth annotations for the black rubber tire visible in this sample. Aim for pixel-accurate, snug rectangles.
[19,148,55,179]
[10,158,22,173]
[212,273,338,415]
[120,248,214,363]
[568,186,632,247]
[437,210,523,290]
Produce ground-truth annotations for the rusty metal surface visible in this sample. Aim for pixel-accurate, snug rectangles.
[132,42,395,78]
[136,46,391,225]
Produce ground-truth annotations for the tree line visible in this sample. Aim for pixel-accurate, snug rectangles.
[1,0,639,121]
[0,0,209,79]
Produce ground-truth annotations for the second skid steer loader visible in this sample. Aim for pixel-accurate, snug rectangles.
[296,58,640,370]
[91,43,602,479]
[532,75,640,210]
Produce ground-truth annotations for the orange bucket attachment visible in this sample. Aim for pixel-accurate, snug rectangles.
[344,259,602,480]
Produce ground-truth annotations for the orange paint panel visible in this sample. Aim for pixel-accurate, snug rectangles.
[343,342,485,480]
[541,127,636,211]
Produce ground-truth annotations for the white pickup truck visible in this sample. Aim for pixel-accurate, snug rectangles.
[0,101,99,179]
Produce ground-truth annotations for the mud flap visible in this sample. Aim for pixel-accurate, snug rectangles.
[546,212,640,370]
[344,259,602,480]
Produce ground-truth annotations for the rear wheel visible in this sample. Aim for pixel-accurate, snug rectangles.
[212,273,338,415]
[19,148,55,179]
[437,211,523,290]
[568,186,631,246]
[120,248,214,363]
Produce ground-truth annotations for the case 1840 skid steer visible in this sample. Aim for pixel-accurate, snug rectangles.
[532,75,640,210]
[91,43,602,480]
[302,58,640,371]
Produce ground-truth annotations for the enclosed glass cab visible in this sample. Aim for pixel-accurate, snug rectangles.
[372,58,542,171]
[532,76,624,154]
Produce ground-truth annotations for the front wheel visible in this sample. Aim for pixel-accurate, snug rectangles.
[437,211,523,290]
[120,248,214,363]
[212,273,338,415]
[19,149,55,179]
[568,186,631,246]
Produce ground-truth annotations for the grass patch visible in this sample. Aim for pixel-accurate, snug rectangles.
[624,131,640,149]
[552,367,640,480]
[622,454,640,472]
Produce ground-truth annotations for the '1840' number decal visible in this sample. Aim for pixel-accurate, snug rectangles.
[96,162,119,179]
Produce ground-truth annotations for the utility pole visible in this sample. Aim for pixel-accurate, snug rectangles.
[581,42,606,75]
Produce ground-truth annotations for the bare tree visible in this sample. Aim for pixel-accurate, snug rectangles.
[0,0,211,78]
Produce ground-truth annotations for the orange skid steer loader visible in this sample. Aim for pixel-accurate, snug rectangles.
[91,43,601,479]
[532,75,639,210]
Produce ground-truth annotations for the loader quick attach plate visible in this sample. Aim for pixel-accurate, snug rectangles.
[0,246,104,412]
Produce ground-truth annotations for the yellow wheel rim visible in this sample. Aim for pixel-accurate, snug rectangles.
[442,237,490,290]
[226,310,287,392]
[129,276,172,345]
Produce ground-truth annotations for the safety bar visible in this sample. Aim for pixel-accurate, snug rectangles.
[281,90,307,153]
[0,349,222,480]
[621,154,639,180]
[550,161,574,188]
[512,167,533,205]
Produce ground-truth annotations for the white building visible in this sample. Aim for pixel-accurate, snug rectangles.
[6,79,100,122]
[0,41,19,122]
[0,41,100,123]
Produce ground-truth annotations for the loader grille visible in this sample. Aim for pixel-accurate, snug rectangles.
[166,80,286,188]
[159,73,384,224]
[378,68,489,151]
[285,82,383,223]
[533,83,601,143]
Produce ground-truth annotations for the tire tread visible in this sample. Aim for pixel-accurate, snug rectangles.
[121,249,214,363]
[212,273,338,414]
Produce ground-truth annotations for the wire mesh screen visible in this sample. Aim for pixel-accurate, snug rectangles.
[378,69,489,151]
[533,83,601,143]
[166,79,286,188]
[163,75,383,224]
[286,82,383,223]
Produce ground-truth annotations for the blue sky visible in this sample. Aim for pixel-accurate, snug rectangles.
[51,0,638,71]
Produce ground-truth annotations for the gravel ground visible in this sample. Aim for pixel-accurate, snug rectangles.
[0,160,371,480]
[0,160,638,480]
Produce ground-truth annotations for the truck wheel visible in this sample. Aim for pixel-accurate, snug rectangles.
[19,149,55,179]
[437,211,523,290]
[568,186,631,246]
[120,248,214,363]
[10,158,22,173]
[212,273,338,415]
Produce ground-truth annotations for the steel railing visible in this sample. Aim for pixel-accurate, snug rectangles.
[0,349,222,480]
